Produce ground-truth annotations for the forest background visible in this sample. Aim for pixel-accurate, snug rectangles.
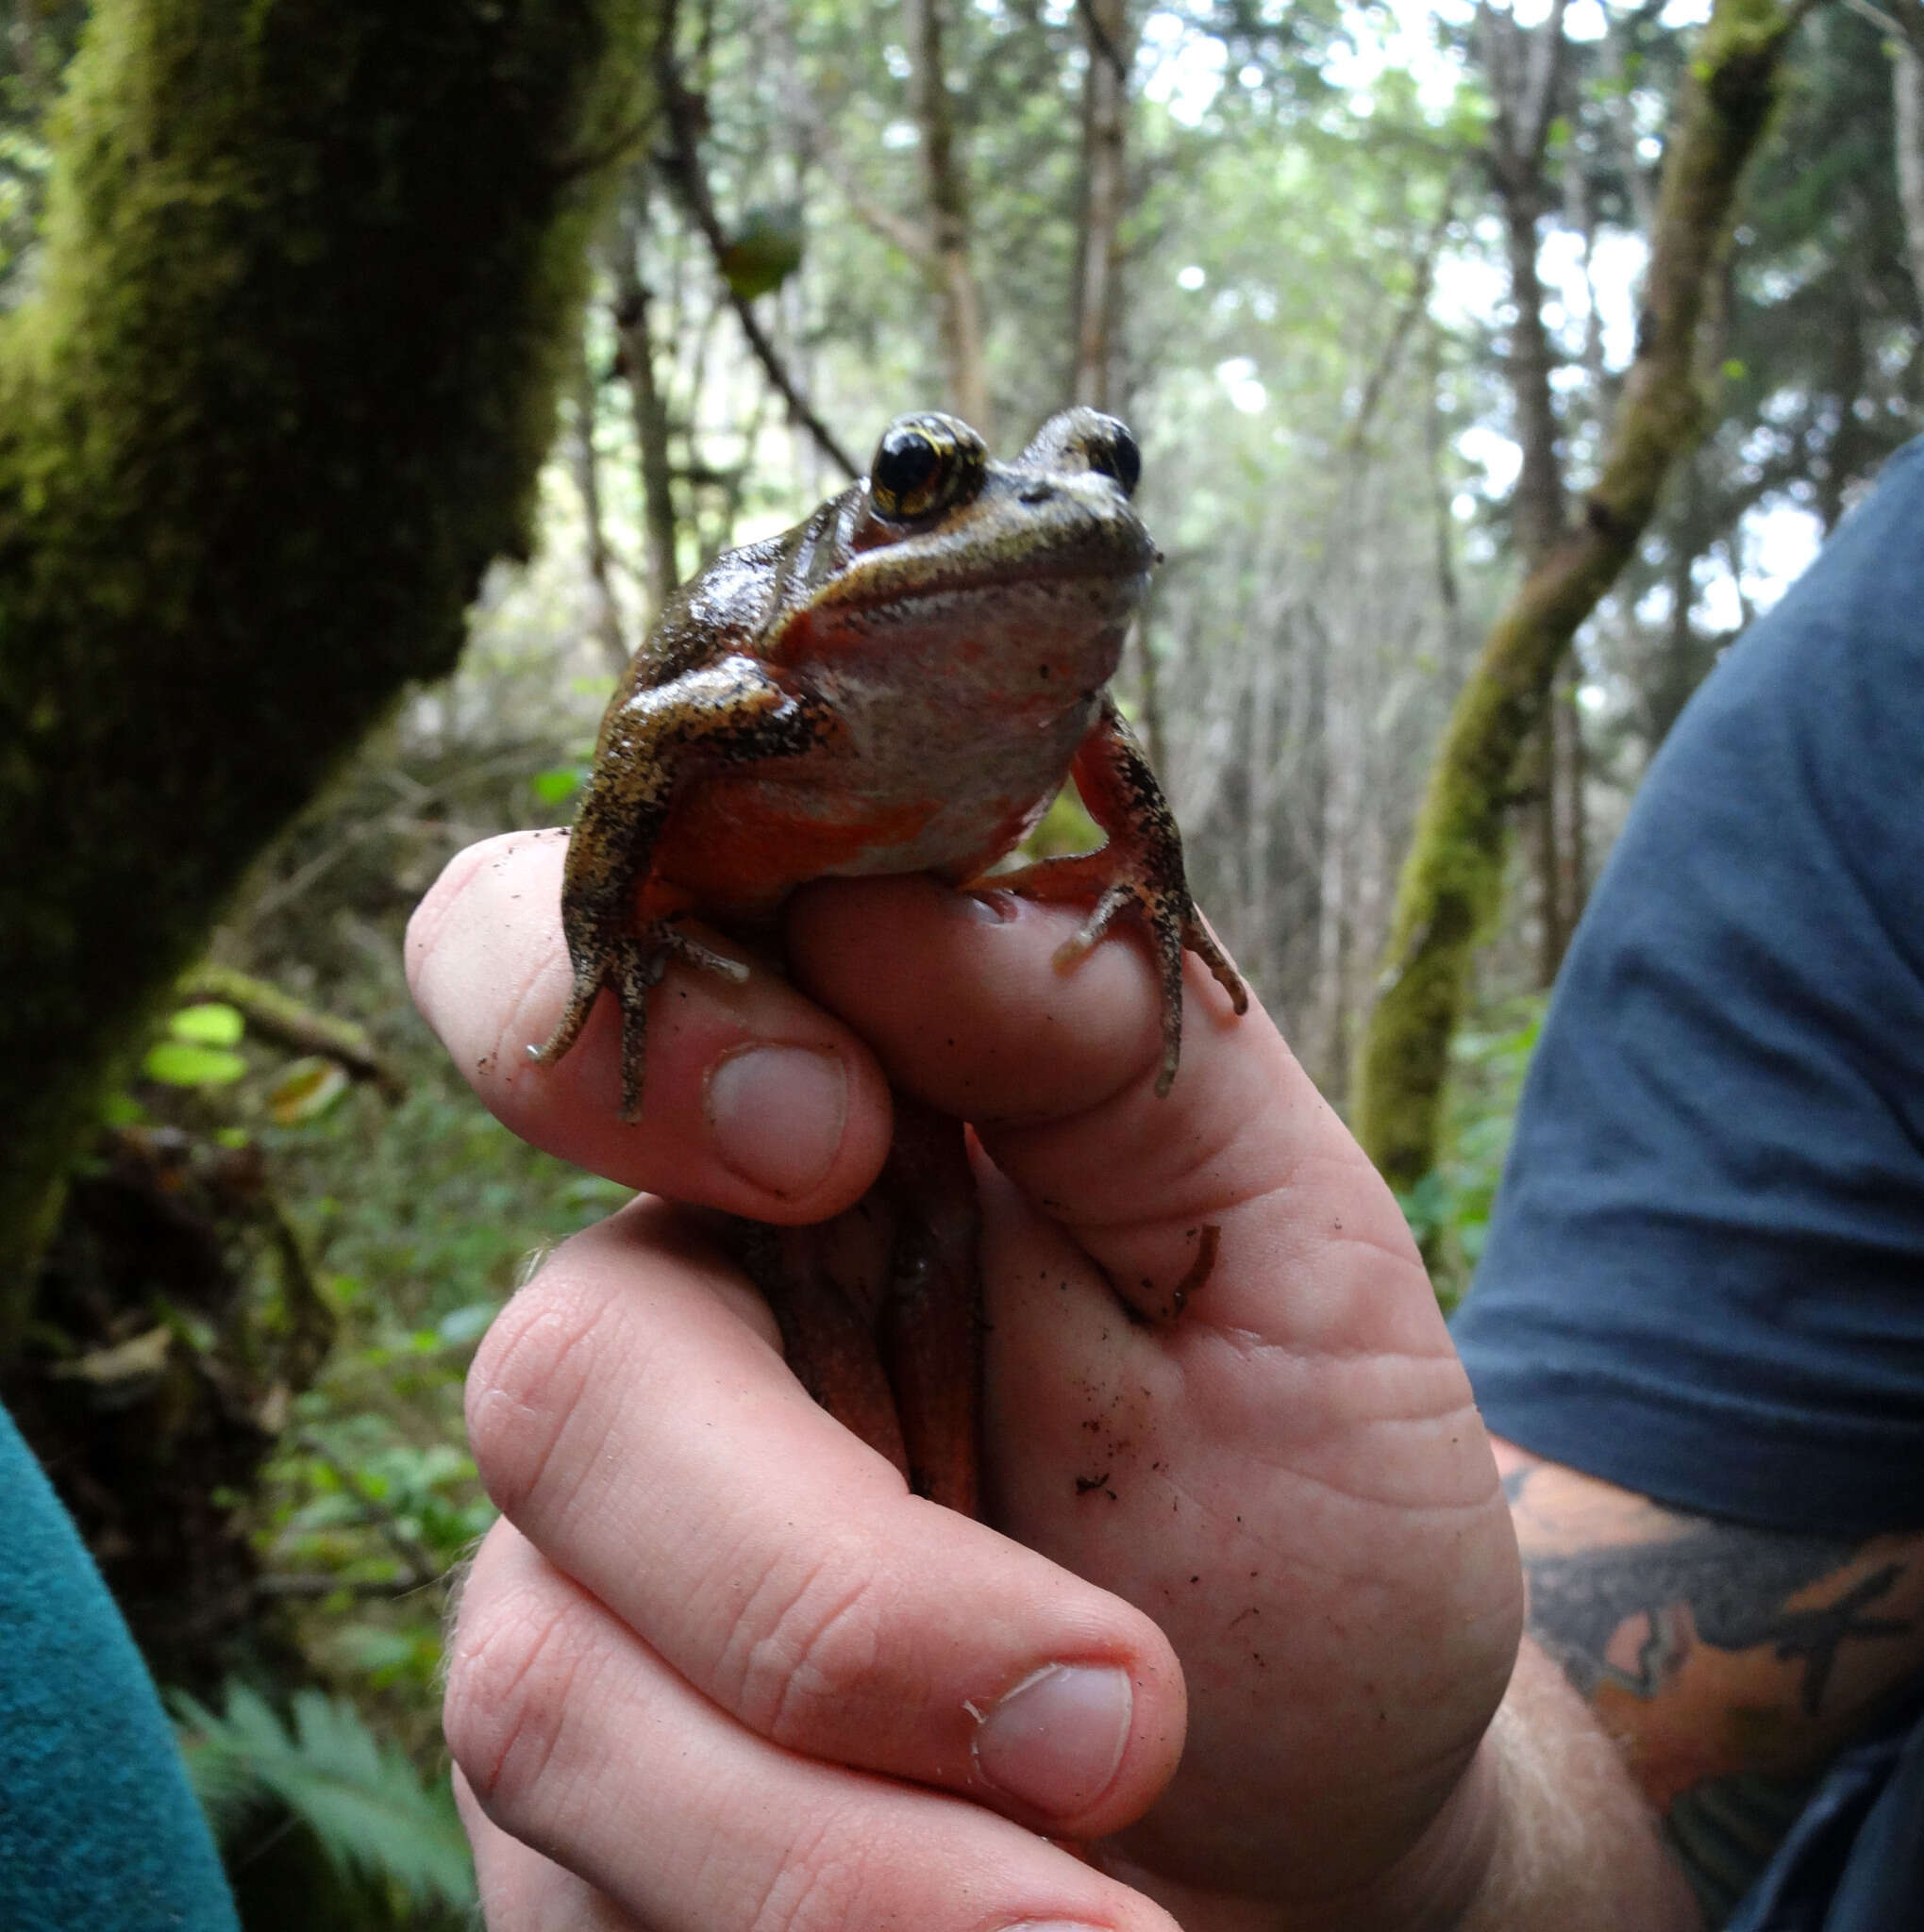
[0,0,1916,1922]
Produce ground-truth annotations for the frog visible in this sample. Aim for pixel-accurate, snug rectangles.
[532,406,1246,1512]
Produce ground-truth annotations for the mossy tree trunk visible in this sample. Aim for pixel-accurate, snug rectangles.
[0,0,653,1341]
[1353,0,1816,1197]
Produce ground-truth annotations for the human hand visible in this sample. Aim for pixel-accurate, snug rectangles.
[407,831,1523,1931]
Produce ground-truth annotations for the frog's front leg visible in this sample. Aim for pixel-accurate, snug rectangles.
[980,692,1247,1096]
[531,657,831,1119]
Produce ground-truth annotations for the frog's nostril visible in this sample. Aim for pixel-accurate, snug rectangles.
[1019,483,1053,505]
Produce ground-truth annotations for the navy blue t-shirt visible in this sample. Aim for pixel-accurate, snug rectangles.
[1452,438,1924,1927]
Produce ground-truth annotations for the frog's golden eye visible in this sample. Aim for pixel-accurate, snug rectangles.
[869,413,987,522]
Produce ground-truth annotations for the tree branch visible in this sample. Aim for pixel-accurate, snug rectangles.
[175,963,408,1104]
[654,21,860,477]
[0,0,650,1336]
[1355,0,1815,1193]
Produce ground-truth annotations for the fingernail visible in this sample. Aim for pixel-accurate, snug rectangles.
[972,1663,1132,1816]
[706,1044,848,1198]
[961,887,1018,924]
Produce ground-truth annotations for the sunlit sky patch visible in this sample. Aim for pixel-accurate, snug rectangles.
[1216,356,1269,414]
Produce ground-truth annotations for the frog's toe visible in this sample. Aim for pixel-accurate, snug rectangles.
[658,924,752,985]
[1050,880,1135,971]
[1147,908,1188,1098]
[1183,915,1249,1015]
[529,970,604,1069]
[611,941,672,1122]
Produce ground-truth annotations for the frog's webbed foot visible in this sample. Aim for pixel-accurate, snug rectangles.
[531,917,748,1122]
[976,691,1246,1096]
[989,848,1246,1095]
[1060,873,1246,1097]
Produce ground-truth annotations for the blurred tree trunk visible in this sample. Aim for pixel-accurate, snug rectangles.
[906,0,992,433]
[1481,0,1570,564]
[1884,2,1924,314]
[0,0,650,1339]
[1477,0,1583,985]
[1071,0,1131,410]
[571,336,631,678]
[609,187,683,618]
[1355,0,1814,1196]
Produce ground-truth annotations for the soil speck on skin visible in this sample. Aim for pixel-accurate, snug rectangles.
[1076,1472,1111,1495]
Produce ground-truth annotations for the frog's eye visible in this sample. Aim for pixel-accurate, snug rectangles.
[1019,409,1144,500]
[1083,419,1141,499]
[869,413,987,522]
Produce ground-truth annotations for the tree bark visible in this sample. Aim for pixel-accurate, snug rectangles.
[572,331,631,677]
[1354,0,1812,1195]
[1887,3,1924,315]
[608,192,683,618]
[1071,0,1130,410]
[905,0,992,433]
[0,0,650,1337]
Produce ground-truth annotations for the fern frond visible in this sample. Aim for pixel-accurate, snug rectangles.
[172,1681,475,1908]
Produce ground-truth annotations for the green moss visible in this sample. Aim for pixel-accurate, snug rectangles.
[0,0,656,1334]
[1354,0,1799,1199]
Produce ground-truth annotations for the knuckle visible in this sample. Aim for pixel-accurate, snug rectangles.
[465,1263,622,1517]
[724,1537,900,1745]
[443,1576,588,1815]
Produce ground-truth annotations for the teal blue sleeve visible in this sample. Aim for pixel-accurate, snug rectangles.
[0,1400,239,1932]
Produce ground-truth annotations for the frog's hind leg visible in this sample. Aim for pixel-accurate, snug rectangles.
[724,1102,985,1517]
[878,1101,983,1517]
[728,1216,912,1488]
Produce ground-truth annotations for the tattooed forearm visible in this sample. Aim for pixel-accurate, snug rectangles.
[1493,1445,1924,1929]
[1514,1511,1907,1715]
[1500,1457,1921,1727]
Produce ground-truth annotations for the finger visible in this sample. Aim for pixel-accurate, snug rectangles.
[466,1200,1185,1839]
[446,1521,1184,1932]
[459,1767,650,1932]
[787,876,1517,1895]
[406,832,894,1223]
[786,874,1434,1344]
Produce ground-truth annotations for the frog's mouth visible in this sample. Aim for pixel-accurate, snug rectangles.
[807,544,1155,624]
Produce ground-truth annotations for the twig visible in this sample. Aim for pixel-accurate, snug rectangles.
[1074,0,1130,81]
[176,963,407,1104]
[653,16,860,478]
[255,1572,441,1600]
[293,1431,441,1589]
[1341,175,1461,454]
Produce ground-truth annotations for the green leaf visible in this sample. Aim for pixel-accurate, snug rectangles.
[143,1040,248,1087]
[169,1001,244,1046]
[436,1301,496,1348]
[719,203,805,299]
[172,1683,475,1908]
[269,1056,350,1124]
[531,765,583,806]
